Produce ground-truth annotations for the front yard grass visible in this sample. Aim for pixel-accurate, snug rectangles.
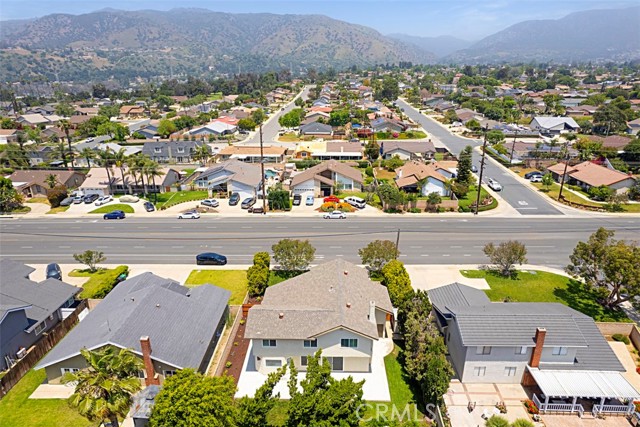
[26,197,50,204]
[46,206,70,214]
[88,204,134,214]
[0,369,92,427]
[154,190,208,209]
[69,266,129,299]
[457,185,497,212]
[185,270,248,305]
[460,269,630,322]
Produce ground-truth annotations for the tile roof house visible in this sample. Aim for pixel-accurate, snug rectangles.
[429,283,638,413]
[289,160,363,196]
[217,145,287,164]
[381,140,437,161]
[36,273,230,385]
[1,259,80,371]
[9,169,86,198]
[529,116,580,135]
[546,161,635,194]
[394,160,456,197]
[119,105,146,119]
[245,260,393,374]
[193,160,262,199]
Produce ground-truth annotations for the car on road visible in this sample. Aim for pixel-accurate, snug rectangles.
[530,175,543,183]
[487,178,502,191]
[177,211,200,219]
[103,210,126,220]
[292,194,302,206]
[471,165,478,173]
[323,195,340,204]
[60,196,74,207]
[201,199,220,208]
[305,195,314,206]
[119,195,140,203]
[524,171,543,180]
[196,252,227,265]
[323,210,347,219]
[45,263,62,280]
[144,201,155,212]
[344,196,366,209]
[241,197,256,209]
[95,195,113,206]
[229,192,240,206]
[84,194,100,204]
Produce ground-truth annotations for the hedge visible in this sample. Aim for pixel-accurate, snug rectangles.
[79,265,129,299]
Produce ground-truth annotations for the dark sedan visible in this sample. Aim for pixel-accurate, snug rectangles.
[103,210,126,220]
[229,192,241,206]
[83,194,99,204]
[59,196,75,207]
[196,252,228,265]
[144,201,155,212]
[524,171,543,179]
[45,263,62,280]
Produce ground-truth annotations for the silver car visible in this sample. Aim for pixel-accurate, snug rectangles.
[177,211,201,219]
[487,178,502,191]
[323,210,347,219]
[201,199,220,208]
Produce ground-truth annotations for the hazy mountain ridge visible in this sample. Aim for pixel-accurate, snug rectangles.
[387,34,473,58]
[444,6,640,63]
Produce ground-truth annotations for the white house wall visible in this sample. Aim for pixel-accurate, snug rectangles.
[422,178,448,196]
[291,179,317,195]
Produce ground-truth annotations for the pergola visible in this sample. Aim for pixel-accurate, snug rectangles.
[529,368,640,416]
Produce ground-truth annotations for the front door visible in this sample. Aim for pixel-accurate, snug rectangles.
[327,357,343,371]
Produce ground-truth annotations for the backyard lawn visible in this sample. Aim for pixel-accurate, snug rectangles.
[0,369,92,427]
[383,344,421,418]
[460,269,630,322]
[88,204,134,214]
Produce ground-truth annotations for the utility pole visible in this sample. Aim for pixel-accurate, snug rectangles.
[557,140,571,201]
[259,124,267,213]
[395,228,400,259]
[474,125,489,216]
[509,128,518,165]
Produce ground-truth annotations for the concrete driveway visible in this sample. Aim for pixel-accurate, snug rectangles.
[405,265,489,291]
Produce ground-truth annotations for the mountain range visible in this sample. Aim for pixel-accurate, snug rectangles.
[0,6,638,83]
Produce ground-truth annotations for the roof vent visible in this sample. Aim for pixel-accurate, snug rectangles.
[156,304,160,308]
[279,312,284,319]
[344,270,348,275]
[346,302,351,308]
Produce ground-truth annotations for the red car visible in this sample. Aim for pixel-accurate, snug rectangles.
[323,195,340,203]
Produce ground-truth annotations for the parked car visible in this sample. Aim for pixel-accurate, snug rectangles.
[73,195,84,204]
[177,211,200,219]
[344,196,366,209]
[241,197,256,209]
[196,252,227,266]
[323,210,347,219]
[84,194,99,204]
[530,175,543,183]
[248,205,264,214]
[323,195,340,204]
[45,263,62,280]
[487,178,503,191]
[103,210,126,220]
[524,171,543,179]
[201,199,220,208]
[305,195,314,206]
[144,201,155,212]
[292,194,302,206]
[95,195,113,206]
[59,196,74,207]
[119,195,140,203]
[229,192,240,206]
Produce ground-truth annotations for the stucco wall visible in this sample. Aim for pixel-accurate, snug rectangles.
[0,311,32,371]
[422,178,448,196]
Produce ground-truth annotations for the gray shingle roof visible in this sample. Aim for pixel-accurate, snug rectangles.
[196,160,262,187]
[428,282,490,315]
[245,260,393,340]
[36,272,230,370]
[0,260,80,331]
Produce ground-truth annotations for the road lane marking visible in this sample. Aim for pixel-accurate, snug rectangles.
[450,245,462,248]
[420,254,429,257]
[134,246,145,249]
[21,246,33,249]
[410,246,422,249]
[329,246,342,249]
[58,246,70,249]
[518,201,529,206]
[96,246,108,248]
[442,254,450,257]
[464,254,471,257]
[516,207,539,210]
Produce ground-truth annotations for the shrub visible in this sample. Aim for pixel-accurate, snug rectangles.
[512,419,534,427]
[613,333,631,345]
[357,161,369,168]
[588,185,614,201]
[365,166,374,177]
[253,252,270,269]
[80,265,129,299]
[523,399,539,415]
[485,415,509,427]
[247,265,269,297]
[408,207,421,213]
[47,184,68,208]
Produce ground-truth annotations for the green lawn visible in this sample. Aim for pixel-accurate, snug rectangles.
[185,270,248,305]
[460,269,630,322]
[458,185,498,212]
[46,206,69,214]
[88,204,134,214]
[69,266,129,299]
[0,369,93,427]
[154,191,208,209]
[26,197,50,204]
[383,344,421,417]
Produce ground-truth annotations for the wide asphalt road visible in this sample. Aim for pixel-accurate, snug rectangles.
[395,99,562,216]
[2,216,638,268]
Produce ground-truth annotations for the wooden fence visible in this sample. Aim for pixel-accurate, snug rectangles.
[0,299,88,398]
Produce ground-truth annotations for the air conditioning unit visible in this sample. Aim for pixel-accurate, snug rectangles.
[16,348,27,359]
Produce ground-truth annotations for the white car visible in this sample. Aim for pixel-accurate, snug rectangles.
[94,195,113,206]
[344,196,366,209]
[530,175,543,183]
[177,211,201,219]
[201,199,220,208]
[323,210,347,219]
[119,195,140,203]
[487,178,503,192]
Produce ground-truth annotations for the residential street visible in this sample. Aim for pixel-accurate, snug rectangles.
[395,99,563,216]
[1,216,638,268]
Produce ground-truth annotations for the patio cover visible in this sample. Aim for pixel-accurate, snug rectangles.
[529,368,640,400]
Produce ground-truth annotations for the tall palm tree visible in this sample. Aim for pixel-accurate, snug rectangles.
[96,148,114,194]
[132,155,149,194]
[143,159,165,202]
[192,144,211,166]
[62,346,143,427]
[112,148,129,194]
[45,173,58,189]
[80,147,96,168]
[52,142,69,168]
[59,119,75,167]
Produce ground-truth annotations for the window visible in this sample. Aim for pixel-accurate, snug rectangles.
[262,339,277,347]
[154,147,162,153]
[60,368,79,375]
[303,339,317,348]
[34,321,46,335]
[552,347,568,356]
[163,370,177,377]
[473,367,486,377]
[515,346,528,355]
[476,346,491,355]
[137,370,147,379]
[177,147,185,153]
[341,338,358,348]
[301,356,308,366]
[265,359,282,367]
[504,367,517,377]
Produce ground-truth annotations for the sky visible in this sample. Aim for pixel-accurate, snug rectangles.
[0,0,637,40]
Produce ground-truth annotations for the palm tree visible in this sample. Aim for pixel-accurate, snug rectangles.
[62,346,143,427]
[52,142,69,168]
[96,148,114,194]
[45,173,58,189]
[143,159,165,202]
[131,155,150,194]
[112,148,129,194]
[192,144,211,166]
[80,147,96,168]
[59,119,75,167]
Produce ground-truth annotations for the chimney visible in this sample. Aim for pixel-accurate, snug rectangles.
[368,301,376,324]
[140,336,159,386]
[529,328,546,368]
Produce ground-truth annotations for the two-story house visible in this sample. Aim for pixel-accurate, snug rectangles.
[245,260,393,374]
[142,140,209,164]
